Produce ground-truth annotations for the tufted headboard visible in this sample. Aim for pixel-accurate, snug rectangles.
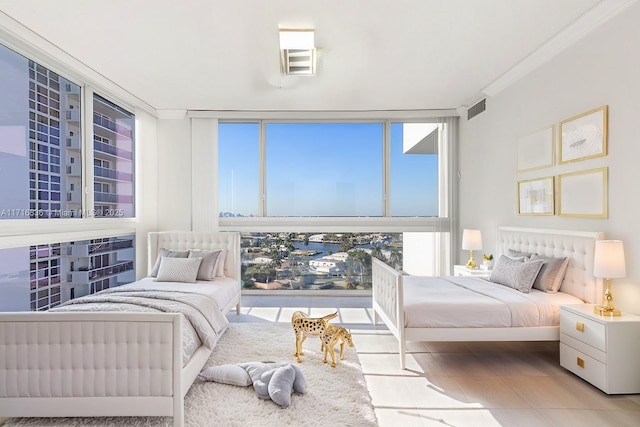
[496,227,604,303]
[148,231,241,281]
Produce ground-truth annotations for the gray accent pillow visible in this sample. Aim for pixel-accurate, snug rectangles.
[529,254,570,293]
[199,364,252,386]
[489,255,545,293]
[149,248,189,277]
[267,364,297,408]
[189,249,222,281]
[508,249,533,261]
[155,257,202,283]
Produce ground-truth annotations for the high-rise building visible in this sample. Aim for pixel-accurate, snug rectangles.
[0,45,136,312]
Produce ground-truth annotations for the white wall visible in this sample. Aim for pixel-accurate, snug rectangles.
[458,3,640,314]
[156,118,193,231]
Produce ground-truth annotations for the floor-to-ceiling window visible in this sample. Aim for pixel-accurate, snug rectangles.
[0,42,137,311]
[218,118,456,292]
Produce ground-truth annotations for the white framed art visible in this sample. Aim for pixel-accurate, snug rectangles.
[559,106,608,164]
[517,176,554,216]
[558,167,608,218]
[517,125,554,172]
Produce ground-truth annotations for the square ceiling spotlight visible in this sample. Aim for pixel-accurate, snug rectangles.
[279,29,317,75]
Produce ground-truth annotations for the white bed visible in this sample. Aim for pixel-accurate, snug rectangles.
[0,231,241,427]
[372,227,604,369]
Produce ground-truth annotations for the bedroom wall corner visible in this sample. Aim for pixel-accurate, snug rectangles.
[457,2,640,314]
[134,109,159,279]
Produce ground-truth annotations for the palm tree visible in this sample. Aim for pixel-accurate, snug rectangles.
[347,249,371,286]
[339,234,355,252]
[389,247,403,270]
[370,243,384,261]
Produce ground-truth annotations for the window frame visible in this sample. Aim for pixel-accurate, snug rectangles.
[0,46,137,233]
[217,117,454,234]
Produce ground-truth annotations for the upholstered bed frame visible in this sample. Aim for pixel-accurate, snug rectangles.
[372,226,604,368]
[0,231,241,427]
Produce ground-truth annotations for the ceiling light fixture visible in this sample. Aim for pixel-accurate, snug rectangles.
[279,29,317,76]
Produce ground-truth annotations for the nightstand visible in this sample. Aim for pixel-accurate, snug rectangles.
[453,265,491,278]
[559,304,640,394]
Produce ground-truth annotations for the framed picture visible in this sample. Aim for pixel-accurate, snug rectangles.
[517,176,555,215]
[559,105,607,164]
[558,167,608,218]
[517,125,555,172]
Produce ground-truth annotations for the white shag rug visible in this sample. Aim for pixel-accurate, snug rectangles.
[4,322,377,427]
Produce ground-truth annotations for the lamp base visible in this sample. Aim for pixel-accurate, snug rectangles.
[466,260,477,269]
[594,305,621,316]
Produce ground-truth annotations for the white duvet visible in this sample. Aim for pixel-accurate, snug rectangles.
[402,275,585,328]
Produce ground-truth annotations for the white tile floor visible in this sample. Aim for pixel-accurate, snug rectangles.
[230,295,640,427]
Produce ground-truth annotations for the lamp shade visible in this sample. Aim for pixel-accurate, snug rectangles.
[461,229,482,251]
[593,240,626,278]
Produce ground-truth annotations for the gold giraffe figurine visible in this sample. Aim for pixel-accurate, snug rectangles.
[292,311,338,363]
[320,325,354,368]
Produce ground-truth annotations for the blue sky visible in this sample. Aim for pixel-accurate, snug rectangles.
[218,122,438,217]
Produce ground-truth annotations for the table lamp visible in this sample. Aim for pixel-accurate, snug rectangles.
[462,229,482,269]
[593,240,625,316]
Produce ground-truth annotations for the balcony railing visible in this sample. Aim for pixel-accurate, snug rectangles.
[93,113,133,139]
[88,240,134,255]
[93,140,133,160]
[94,166,133,182]
[72,261,135,284]
[85,261,134,282]
[95,192,133,204]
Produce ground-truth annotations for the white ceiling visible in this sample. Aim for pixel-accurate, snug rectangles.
[0,0,618,112]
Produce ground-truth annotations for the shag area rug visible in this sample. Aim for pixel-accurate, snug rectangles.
[4,322,377,426]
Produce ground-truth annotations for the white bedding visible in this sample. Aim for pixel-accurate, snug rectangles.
[125,276,240,312]
[403,275,585,328]
[50,277,237,365]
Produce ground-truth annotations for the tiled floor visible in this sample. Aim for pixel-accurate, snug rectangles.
[230,295,640,427]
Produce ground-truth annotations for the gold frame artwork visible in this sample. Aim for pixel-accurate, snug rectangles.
[517,125,555,172]
[517,176,555,216]
[559,105,608,164]
[558,167,608,218]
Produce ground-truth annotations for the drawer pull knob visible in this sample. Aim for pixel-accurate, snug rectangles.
[576,322,585,332]
[577,357,585,368]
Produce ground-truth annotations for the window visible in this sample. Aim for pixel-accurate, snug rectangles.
[240,232,403,291]
[0,235,136,312]
[265,123,383,217]
[218,120,449,219]
[0,44,136,220]
[0,44,81,219]
[218,123,259,217]
[218,118,456,287]
[389,122,440,217]
[92,94,135,218]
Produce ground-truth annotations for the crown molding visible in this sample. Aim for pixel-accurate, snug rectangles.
[482,0,638,97]
[156,109,188,120]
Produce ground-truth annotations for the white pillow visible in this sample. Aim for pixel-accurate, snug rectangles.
[215,249,227,277]
[189,249,222,281]
[155,257,202,283]
[149,248,189,277]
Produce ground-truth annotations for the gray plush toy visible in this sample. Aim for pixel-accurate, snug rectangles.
[199,361,306,408]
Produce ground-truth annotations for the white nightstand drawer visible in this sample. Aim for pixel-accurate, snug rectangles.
[560,343,607,392]
[560,309,606,352]
[560,333,606,363]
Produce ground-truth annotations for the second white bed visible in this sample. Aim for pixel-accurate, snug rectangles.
[403,275,585,328]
